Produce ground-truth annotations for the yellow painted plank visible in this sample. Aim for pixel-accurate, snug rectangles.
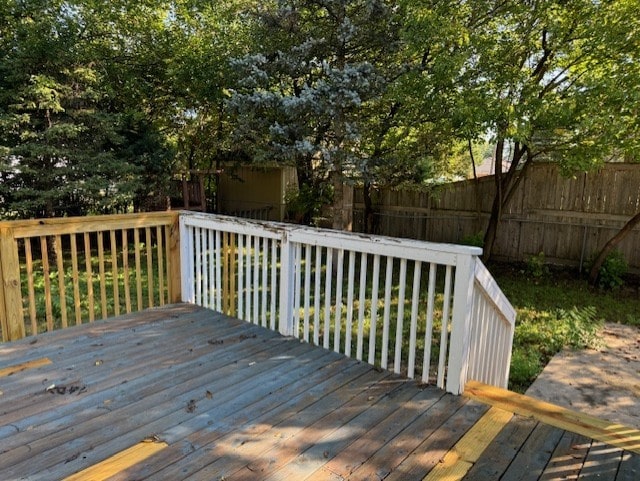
[122,229,132,314]
[70,234,82,325]
[24,238,38,334]
[424,460,473,481]
[423,406,513,481]
[55,235,68,329]
[63,441,168,481]
[464,380,640,454]
[4,211,177,239]
[0,227,25,341]
[110,230,120,317]
[0,358,52,378]
[97,232,107,320]
[40,236,54,332]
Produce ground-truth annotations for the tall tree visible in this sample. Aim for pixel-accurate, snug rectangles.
[452,0,640,260]
[0,0,174,219]
[227,0,407,227]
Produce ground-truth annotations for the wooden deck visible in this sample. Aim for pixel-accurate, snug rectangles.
[0,305,638,480]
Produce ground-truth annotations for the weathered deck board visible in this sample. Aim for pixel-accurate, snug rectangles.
[1,305,638,481]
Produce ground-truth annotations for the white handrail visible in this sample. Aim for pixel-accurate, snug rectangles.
[179,211,515,394]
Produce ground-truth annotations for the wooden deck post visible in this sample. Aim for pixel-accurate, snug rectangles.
[168,213,182,303]
[0,227,25,341]
[278,231,295,336]
[179,214,194,303]
[447,254,476,394]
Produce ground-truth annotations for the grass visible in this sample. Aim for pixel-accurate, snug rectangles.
[18,244,164,337]
[490,262,640,392]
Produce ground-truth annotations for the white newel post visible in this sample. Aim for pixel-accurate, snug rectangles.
[180,215,195,303]
[278,231,295,336]
[446,254,477,394]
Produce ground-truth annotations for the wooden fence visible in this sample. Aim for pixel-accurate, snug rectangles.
[0,212,181,342]
[353,163,640,270]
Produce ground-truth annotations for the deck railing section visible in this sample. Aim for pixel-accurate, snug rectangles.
[466,261,517,388]
[180,212,516,394]
[0,212,180,341]
[1,211,515,394]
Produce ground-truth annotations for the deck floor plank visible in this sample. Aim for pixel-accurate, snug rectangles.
[1,305,638,481]
[0,315,259,428]
[461,414,538,480]
[0,320,278,452]
[107,357,373,481]
[311,387,447,480]
[539,429,592,480]
[500,422,566,481]
[0,304,201,362]
[578,442,624,480]
[136,364,387,481]
[382,401,489,481]
[20,339,320,480]
[184,373,412,480]
[250,381,433,481]
[617,450,640,480]
[345,393,468,481]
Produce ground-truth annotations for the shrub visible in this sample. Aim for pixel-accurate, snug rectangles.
[460,231,484,248]
[526,251,549,278]
[509,348,542,392]
[595,249,628,290]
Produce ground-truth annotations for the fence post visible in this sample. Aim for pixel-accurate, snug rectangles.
[0,227,25,341]
[179,214,194,303]
[446,254,476,394]
[278,230,295,336]
[168,213,182,304]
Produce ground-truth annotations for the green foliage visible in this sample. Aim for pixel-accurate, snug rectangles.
[403,0,640,260]
[626,314,640,327]
[492,263,640,392]
[284,184,333,225]
[592,250,628,290]
[23,244,164,334]
[460,232,484,248]
[509,348,542,391]
[526,252,549,279]
[0,0,176,219]
[510,306,603,392]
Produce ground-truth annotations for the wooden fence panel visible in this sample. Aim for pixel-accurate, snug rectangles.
[354,163,640,270]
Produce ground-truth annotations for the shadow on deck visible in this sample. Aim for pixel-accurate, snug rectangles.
[0,305,638,480]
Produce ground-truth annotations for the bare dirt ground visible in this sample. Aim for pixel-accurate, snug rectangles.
[526,323,640,429]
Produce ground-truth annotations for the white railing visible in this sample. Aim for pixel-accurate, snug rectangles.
[179,212,516,394]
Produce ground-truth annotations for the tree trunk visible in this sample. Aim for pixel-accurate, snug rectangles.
[469,139,483,232]
[482,139,504,262]
[213,157,221,214]
[588,211,640,285]
[363,181,374,234]
[482,142,531,262]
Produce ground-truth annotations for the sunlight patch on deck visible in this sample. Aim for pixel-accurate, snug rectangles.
[63,440,168,481]
[0,357,51,377]
[422,406,512,481]
[464,380,640,454]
